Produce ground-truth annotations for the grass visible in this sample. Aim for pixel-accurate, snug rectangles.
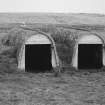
[1,24,79,65]
[0,21,104,104]
[0,13,105,25]
[0,70,105,105]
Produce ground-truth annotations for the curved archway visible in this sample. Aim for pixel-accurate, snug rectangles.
[18,33,59,72]
[72,34,104,70]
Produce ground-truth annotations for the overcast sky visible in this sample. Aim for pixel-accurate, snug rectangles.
[0,0,105,14]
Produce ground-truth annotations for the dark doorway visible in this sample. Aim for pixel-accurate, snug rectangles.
[78,44,103,69]
[25,44,52,72]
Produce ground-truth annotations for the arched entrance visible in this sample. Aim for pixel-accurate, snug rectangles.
[18,34,59,72]
[72,34,104,70]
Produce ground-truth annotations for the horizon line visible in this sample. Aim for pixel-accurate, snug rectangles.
[0,12,104,15]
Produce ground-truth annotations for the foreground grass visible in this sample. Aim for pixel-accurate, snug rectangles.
[0,23,105,105]
[0,70,105,105]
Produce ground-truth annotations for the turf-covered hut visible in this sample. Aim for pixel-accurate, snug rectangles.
[18,31,59,72]
[72,33,105,70]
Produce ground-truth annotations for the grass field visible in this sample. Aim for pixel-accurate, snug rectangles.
[0,71,105,105]
[0,13,105,105]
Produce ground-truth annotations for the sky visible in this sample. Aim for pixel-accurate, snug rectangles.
[0,0,105,14]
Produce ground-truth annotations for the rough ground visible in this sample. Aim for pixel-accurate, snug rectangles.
[0,13,105,105]
[0,13,105,25]
[0,70,105,105]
